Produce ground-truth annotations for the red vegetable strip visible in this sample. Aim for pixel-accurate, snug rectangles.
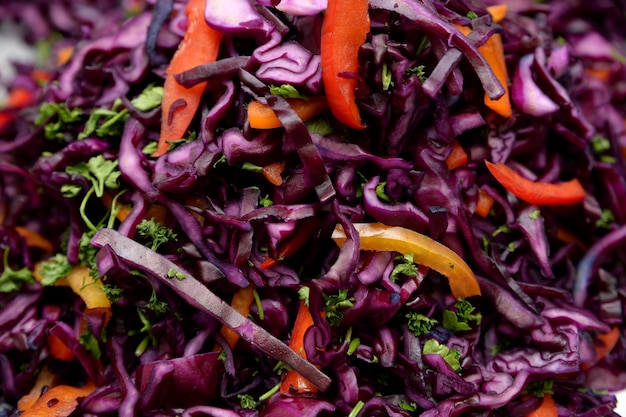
[218,285,256,350]
[475,188,495,218]
[581,326,620,370]
[0,87,36,131]
[154,0,223,156]
[262,161,285,186]
[525,394,558,417]
[485,160,586,205]
[19,383,97,417]
[320,0,369,129]
[280,300,319,394]
[47,333,75,362]
[259,217,320,269]
[445,141,468,170]
[248,96,329,129]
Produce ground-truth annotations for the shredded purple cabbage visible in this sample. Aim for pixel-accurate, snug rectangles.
[1,0,626,416]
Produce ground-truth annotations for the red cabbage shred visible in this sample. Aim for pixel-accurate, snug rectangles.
[1,0,626,416]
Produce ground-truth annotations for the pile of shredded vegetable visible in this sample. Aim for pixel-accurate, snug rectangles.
[1,0,626,416]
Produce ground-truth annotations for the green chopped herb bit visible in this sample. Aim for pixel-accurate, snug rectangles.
[375,181,393,203]
[253,289,265,320]
[241,162,264,172]
[259,194,273,207]
[79,328,103,360]
[101,284,123,303]
[137,218,177,252]
[523,380,554,398]
[390,253,418,282]
[298,286,310,306]
[492,225,511,237]
[347,400,365,417]
[39,254,73,286]
[596,208,615,230]
[323,289,354,326]
[305,118,334,136]
[36,102,83,141]
[398,400,418,412]
[382,62,394,91]
[348,337,361,355]
[0,247,34,293]
[269,84,308,99]
[258,382,281,401]
[466,10,478,19]
[443,298,482,332]
[422,339,462,372]
[406,64,426,81]
[131,84,164,111]
[406,312,438,336]
[529,209,541,220]
[238,394,258,410]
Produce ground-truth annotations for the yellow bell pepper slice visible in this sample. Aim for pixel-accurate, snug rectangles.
[331,223,481,299]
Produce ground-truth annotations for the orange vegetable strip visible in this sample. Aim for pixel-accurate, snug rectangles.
[332,223,481,299]
[486,4,507,23]
[19,383,96,417]
[280,300,319,394]
[445,141,469,170]
[320,0,369,129]
[14,226,54,253]
[56,46,75,66]
[582,326,620,370]
[248,96,329,129]
[47,333,75,362]
[475,188,495,218]
[154,0,223,156]
[485,160,586,205]
[17,366,59,411]
[0,87,36,131]
[219,285,256,350]
[65,266,112,326]
[259,217,320,269]
[525,394,558,417]
[262,161,285,186]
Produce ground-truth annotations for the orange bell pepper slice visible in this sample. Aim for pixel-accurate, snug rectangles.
[248,96,329,129]
[332,223,481,299]
[19,382,96,417]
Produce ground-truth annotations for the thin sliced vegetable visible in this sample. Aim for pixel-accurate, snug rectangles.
[19,383,96,417]
[456,23,511,118]
[332,223,481,299]
[248,96,329,129]
[280,300,319,394]
[320,0,369,129]
[485,160,586,205]
[582,326,620,370]
[475,188,495,218]
[445,141,468,170]
[0,87,36,131]
[154,0,223,156]
[219,285,256,350]
[486,4,507,23]
[262,161,285,186]
[259,217,320,269]
[47,333,75,361]
[15,226,54,253]
[65,266,111,323]
[525,394,558,417]
[17,366,59,411]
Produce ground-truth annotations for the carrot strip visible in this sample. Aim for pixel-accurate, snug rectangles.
[0,87,37,131]
[219,285,256,350]
[65,266,112,326]
[525,394,558,417]
[262,161,285,186]
[475,188,495,218]
[445,141,468,170]
[485,160,586,205]
[582,326,620,370]
[17,366,59,411]
[320,0,369,129]
[154,0,223,156]
[47,333,75,362]
[15,226,55,253]
[248,96,329,129]
[280,300,319,394]
[486,4,507,23]
[19,382,96,417]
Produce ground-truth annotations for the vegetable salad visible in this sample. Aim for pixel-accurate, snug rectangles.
[1,0,626,416]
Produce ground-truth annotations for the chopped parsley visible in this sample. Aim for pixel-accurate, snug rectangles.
[391,253,418,282]
[0,247,34,293]
[423,339,462,372]
[442,299,482,332]
[382,62,394,91]
[323,289,354,326]
[269,84,307,99]
[136,218,177,252]
[237,394,258,410]
[39,253,72,286]
[406,312,438,336]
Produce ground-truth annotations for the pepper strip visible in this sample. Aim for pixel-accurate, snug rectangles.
[332,223,480,299]
[485,160,586,205]
[320,0,369,129]
[92,228,332,392]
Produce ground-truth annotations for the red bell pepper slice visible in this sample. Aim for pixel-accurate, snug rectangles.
[154,0,223,156]
[320,0,369,129]
[485,160,586,205]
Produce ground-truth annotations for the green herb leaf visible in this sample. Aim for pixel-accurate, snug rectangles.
[423,339,461,372]
[0,247,34,293]
[39,253,72,286]
[390,253,418,282]
[36,102,83,141]
[406,312,438,336]
[238,394,258,410]
[323,289,354,326]
[66,155,121,198]
[406,65,426,81]
[269,84,308,99]
[136,218,177,252]
[131,85,164,111]
[398,400,418,412]
[382,62,394,91]
[523,380,554,398]
[305,118,334,136]
[596,208,615,230]
[375,181,393,203]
